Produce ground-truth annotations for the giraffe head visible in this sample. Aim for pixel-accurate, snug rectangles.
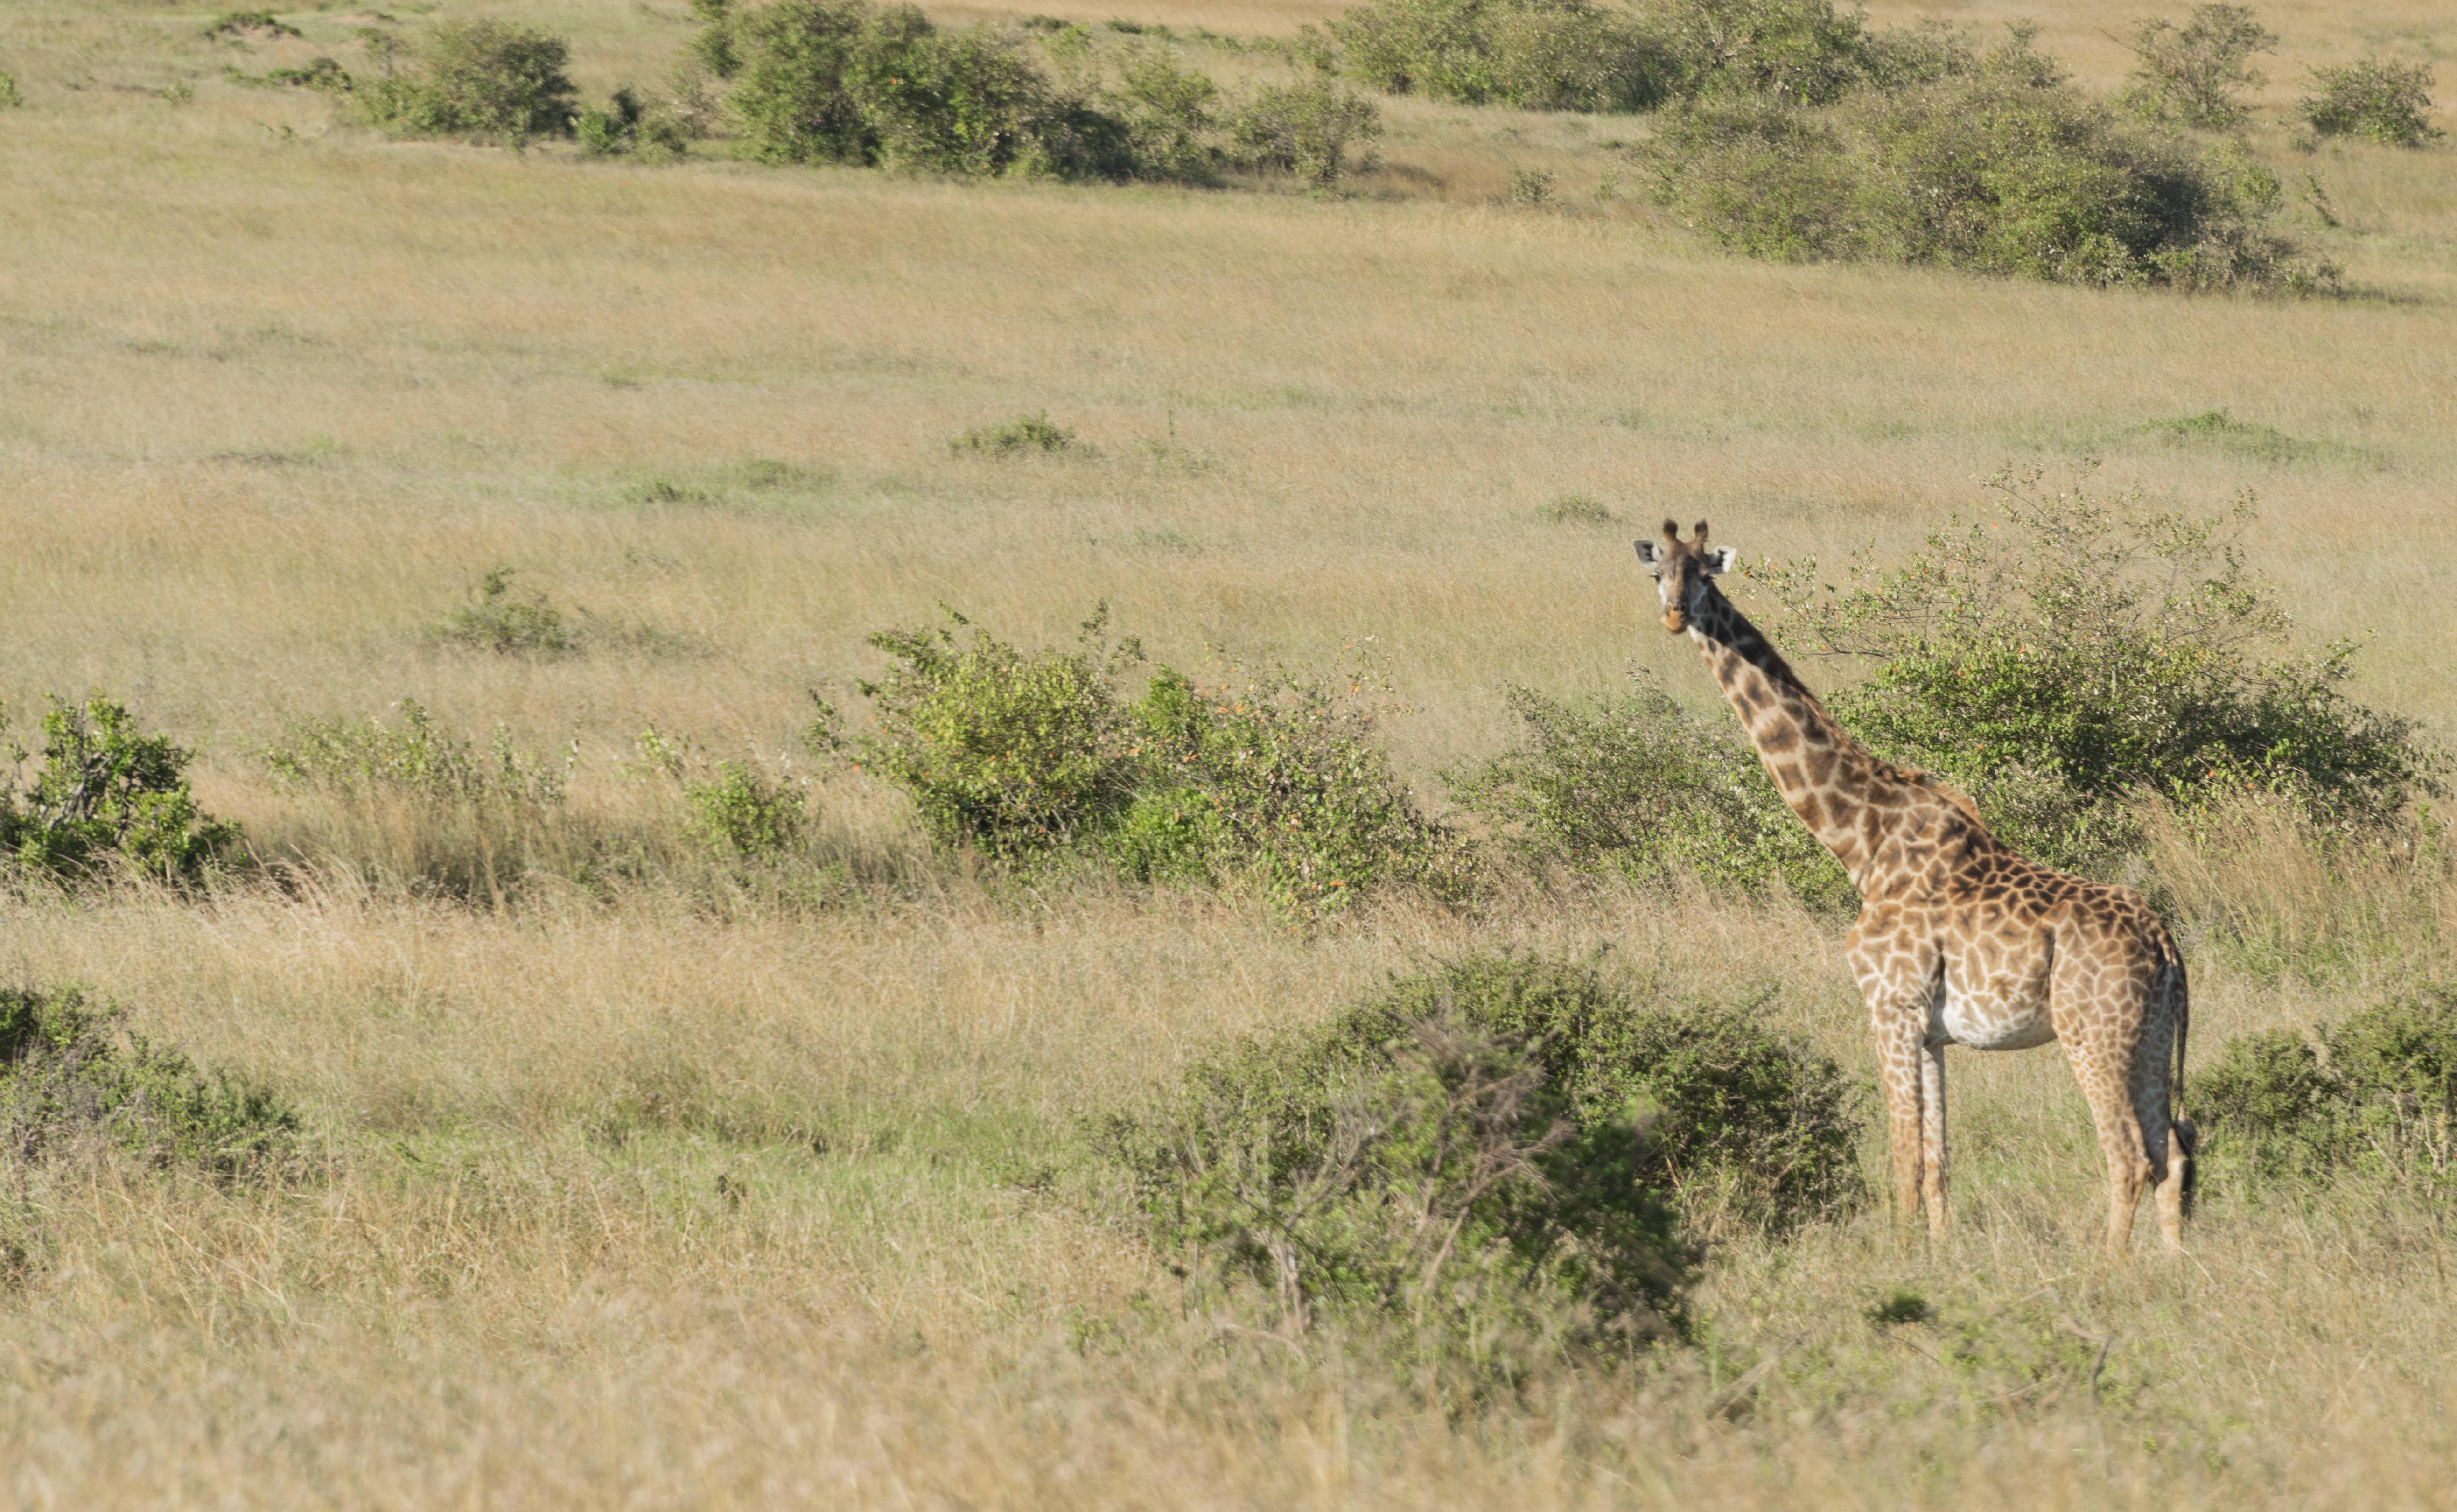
[1632,519,1736,634]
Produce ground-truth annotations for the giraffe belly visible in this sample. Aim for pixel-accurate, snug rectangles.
[1930,984,2058,1051]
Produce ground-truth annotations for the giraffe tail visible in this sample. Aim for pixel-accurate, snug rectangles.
[2170,954,2197,1214]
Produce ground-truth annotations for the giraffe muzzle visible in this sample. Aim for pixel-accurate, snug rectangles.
[1661,609,1689,634]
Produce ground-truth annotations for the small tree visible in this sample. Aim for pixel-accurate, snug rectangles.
[1755,471,2439,873]
[1652,0,1871,106]
[1230,80,1382,188]
[2121,3,2276,130]
[359,18,579,147]
[853,607,1144,860]
[2302,58,2441,147]
[0,696,239,885]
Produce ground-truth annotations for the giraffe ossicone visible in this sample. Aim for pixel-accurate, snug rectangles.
[1635,519,2192,1256]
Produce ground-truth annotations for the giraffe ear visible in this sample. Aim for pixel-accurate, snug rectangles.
[1703,547,1736,574]
[1634,539,1663,565]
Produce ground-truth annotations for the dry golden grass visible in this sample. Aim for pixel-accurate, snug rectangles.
[0,0,2454,1505]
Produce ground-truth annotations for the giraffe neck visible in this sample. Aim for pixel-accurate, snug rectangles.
[1684,583,1919,889]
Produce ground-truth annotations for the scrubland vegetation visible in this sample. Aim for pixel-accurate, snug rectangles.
[1,0,2455,1504]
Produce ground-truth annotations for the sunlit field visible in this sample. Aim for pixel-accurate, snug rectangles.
[0,0,2453,1505]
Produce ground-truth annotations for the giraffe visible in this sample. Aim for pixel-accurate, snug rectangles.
[1633,519,2193,1256]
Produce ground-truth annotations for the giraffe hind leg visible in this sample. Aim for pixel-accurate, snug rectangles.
[1919,1041,1948,1240]
[2155,1123,2191,1253]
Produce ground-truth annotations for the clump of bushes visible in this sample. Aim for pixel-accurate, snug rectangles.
[2119,3,2275,130]
[0,985,300,1178]
[1649,62,2330,292]
[2302,58,2442,148]
[850,608,1475,917]
[633,728,811,859]
[438,567,575,655]
[577,85,693,157]
[266,698,568,812]
[1227,79,1383,187]
[1103,954,1861,1380]
[695,0,1380,187]
[358,18,579,147]
[950,412,1079,455]
[711,0,1048,175]
[263,699,575,902]
[1328,0,2044,117]
[205,11,301,42]
[1448,680,1855,912]
[1536,492,1615,524]
[1754,471,2439,875]
[0,696,239,886]
[1649,0,1875,105]
[2197,987,2457,1190]
[1332,0,1673,114]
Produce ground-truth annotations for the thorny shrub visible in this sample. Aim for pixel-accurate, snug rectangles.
[438,567,575,655]
[1447,680,1855,913]
[1649,62,2331,292]
[266,698,570,812]
[1228,80,1383,187]
[1332,0,1673,114]
[849,609,1471,916]
[2119,3,2275,130]
[2301,58,2442,148]
[1752,471,2438,875]
[2196,987,2457,1191]
[0,985,301,1179]
[1102,955,1862,1384]
[0,696,239,886]
[357,18,580,147]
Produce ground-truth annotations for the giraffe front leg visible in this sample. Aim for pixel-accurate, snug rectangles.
[1865,1004,1930,1240]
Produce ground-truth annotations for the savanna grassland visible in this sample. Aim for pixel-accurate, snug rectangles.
[1,0,2456,1506]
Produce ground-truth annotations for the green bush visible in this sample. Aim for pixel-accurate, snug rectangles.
[2119,3,2274,130]
[1113,664,1479,916]
[1646,98,1860,261]
[2198,989,2457,1190]
[1448,680,1855,912]
[1105,45,1222,182]
[1536,492,1615,524]
[264,700,574,903]
[853,609,1144,861]
[709,0,1044,175]
[0,985,300,1177]
[0,696,238,886]
[205,10,301,41]
[1104,956,1860,1377]
[1755,472,2440,875]
[266,698,568,811]
[689,763,805,856]
[1651,0,1870,106]
[1651,66,2327,292]
[950,411,1078,455]
[1331,0,1672,113]
[246,56,353,94]
[850,610,1473,915]
[2302,58,2441,148]
[577,85,692,156]
[358,18,578,147]
[439,567,575,655]
[1104,957,1693,1379]
[1228,80,1382,187]
[0,72,19,110]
